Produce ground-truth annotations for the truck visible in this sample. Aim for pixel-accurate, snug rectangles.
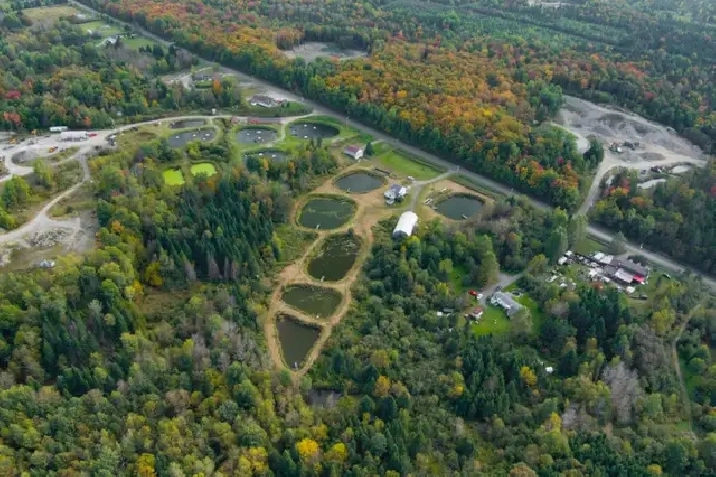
[49,126,68,133]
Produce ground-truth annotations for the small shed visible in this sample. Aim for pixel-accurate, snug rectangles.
[393,211,418,238]
[343,145,364,160]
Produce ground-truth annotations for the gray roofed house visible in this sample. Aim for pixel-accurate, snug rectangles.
[384,183,408,202]
[613,258,648,278]
[490,292,523,317]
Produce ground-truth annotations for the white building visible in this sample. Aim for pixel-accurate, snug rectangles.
[343,145,364,160]
[393,211,418,238]
[49,126,68,133]
[60,131,88,142]
[384,183,408,203]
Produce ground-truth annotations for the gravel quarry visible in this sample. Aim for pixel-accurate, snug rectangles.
[554,96,708,214]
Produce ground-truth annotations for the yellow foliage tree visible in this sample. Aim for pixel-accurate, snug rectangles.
[136,453,157,477]
[520,366,537,388]
[374,375,392,398]
[296,437,320,462]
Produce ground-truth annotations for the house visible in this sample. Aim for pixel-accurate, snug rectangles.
[613,258,648,284]
[249,95,281,108]
[343,145,364,160]
[557,256,569,266]
[384,184,409,203]
[467,307,484,321]
[392,211,418,238]
[490,292,523,317]
[614,268,635,284]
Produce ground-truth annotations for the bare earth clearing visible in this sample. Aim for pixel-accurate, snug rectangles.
[553,96,707,214]
[283,42,367,62]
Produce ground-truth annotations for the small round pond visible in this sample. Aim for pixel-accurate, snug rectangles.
[276,314,321,368]
[289,122,339,140]
[170,119,206,129]
[190,162,217,177]
[163,168,185,186]
[281,284,342,319]
[243,149,288,163]
[335,172,383,193]
[298,197,355,230]
[307,233,361,282]
[435,194,483,220]
[237,127,278,145]
[167,128,216,148]
[671,165,692,174]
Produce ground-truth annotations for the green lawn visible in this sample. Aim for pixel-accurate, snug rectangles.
[449,266,468,293]
[190,162,217,176]
[122,37,155,51]
[574,236,605,256]
[472,305,511,336]
[373,148,442,180]
[82,21,123,36]
[163,169,185,185]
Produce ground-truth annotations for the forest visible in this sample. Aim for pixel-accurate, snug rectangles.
[591,165,716,275]
[71,0,716,210]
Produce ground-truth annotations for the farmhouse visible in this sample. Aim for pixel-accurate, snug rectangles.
[613,258,648,284]
[393,211,418,238]
[490,292,523,317]
[384,184,408,203]
[249,95,282,108]
[343,145,364,160]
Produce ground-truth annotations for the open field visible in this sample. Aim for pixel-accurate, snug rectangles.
[23,5,82,24]
[372,145,444,181]
[472,305,511,336]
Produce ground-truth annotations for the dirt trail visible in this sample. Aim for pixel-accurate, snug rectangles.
[263,166,395,379]
[672,303,704,433]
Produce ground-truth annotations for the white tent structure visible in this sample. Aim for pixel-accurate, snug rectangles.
[392,211,418,238]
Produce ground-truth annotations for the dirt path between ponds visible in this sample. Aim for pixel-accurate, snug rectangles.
[263,166,394,380]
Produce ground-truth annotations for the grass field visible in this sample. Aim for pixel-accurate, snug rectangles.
[122,37,155,51]
[81,21,123,36]
[163,169,185,185]
[574,236,606,256]
[24,5,82,24]
[472,305,511,336]
[190,163,217,176]
[373,147,442,180]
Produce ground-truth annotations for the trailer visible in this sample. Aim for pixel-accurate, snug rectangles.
[50,126,68,133]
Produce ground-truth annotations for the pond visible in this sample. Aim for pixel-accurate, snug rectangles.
[335,172,383,193]
[237,127,278,144]
[190,162,216,176]
[435,194,483,220]
[163,168,185,185]
[167,128,216,148]
[169,119,206,129]
[281,284,342,318]
[289,122,339,140]
[243,149,288,163]
[298,197,355,229]
[276,315,321,368]
[638,179,667,189]
[307,233,361,282]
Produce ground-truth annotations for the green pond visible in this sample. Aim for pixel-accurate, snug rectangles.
[282,284,342,318]
[335,172,383,193]
[307,234,361,282]
[190,162,216,176]
[435,194,483,220]
[163,169,185,185]
[276,315,321,368]
[298,198,355,229]
[289,122,339,139]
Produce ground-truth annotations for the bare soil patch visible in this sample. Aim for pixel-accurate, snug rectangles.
[283,42,367,62]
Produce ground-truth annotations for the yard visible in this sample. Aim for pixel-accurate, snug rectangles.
[372,146,443,180]
[472,305,512,336]
[81,21,123,37]
[23,5,82,24]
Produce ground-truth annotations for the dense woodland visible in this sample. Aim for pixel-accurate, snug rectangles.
[71,0,716,210]
[2,0,716,474]
[591,165,716,275]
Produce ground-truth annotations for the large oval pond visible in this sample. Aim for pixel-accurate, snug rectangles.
[298,197,355,230]
[237,127,278,145]
[435,194,483,220]
[289,122,339,140]
[307,233,361,282]
[276,315,321,368]
[244,149,288,163]
[281,284,342,319]
[167,128,216,148]
[335,172,383,193]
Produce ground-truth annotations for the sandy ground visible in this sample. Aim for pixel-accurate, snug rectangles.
[283,42,367,62]
[553,95,708,214]
[263,165,401,379]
